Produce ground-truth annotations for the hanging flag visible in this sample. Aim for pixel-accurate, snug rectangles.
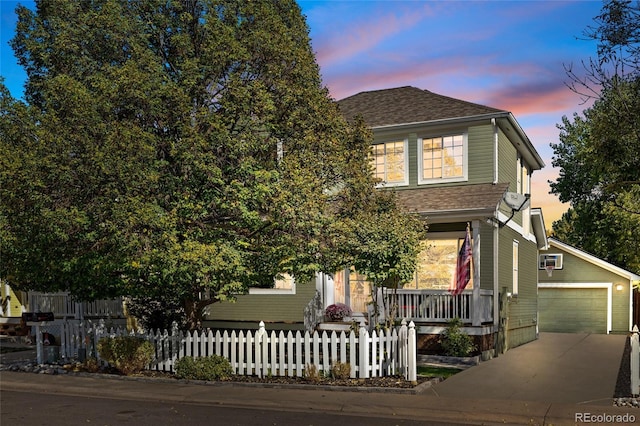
[451,224,472,296]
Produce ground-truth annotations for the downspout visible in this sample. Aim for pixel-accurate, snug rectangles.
[492,118,498,184]
[493,215,499,330]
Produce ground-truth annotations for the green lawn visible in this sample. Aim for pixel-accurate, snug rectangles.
[417,365,463,379]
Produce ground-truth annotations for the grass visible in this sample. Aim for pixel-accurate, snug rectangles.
[417,365,463,379]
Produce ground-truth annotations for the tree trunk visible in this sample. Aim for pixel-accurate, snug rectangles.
[183,298,212,331]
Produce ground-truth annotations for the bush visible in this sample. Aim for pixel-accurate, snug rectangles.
[330,362,351,379]
[304,363,321,383]
[325,303,352,321]
[174,355,233,381]
[439,318,476,357]
[83,357,100,373]
[97,336,155,375]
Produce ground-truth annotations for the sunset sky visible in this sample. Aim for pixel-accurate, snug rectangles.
[1,1,605,227]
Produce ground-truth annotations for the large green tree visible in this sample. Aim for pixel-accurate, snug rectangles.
[551,0,640,273]
[0,0,425,329]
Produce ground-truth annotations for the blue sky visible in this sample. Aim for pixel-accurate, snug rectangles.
[1,0,604,225]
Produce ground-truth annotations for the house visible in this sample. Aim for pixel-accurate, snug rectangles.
[538,238,640,334]
[206,86,548,355]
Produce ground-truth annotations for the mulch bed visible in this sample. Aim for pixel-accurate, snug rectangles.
[125,369,431,388]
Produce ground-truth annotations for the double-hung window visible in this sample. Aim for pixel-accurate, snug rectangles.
[418,134,467,184]
[371,140,408,186]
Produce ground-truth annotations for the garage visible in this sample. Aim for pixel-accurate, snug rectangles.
[538,285,609,334]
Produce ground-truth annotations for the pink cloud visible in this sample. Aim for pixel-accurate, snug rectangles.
[313,4,437,67]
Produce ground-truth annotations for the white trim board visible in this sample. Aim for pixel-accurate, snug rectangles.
[538,282,612,334]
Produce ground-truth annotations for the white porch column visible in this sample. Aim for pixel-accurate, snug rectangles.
[324,273,335,308]
[472,220,482,326]
[3,280,11,317]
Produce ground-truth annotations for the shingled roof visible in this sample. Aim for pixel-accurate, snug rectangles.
[338,86,506,128]
[395,183,509,217]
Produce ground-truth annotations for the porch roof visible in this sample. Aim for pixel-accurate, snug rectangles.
[395,183,508,220]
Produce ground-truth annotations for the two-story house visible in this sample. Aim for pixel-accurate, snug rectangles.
[205,86,548,354]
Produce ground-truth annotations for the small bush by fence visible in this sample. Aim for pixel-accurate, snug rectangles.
[43,319,417,381]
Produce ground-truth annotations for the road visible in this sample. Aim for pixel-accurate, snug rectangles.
[1,390,468,426]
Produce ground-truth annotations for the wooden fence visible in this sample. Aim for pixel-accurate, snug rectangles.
[28,291,125,319]
[48,319,417,381]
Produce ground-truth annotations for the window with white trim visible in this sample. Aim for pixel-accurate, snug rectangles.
[371,140,408,186]
[418,134,467,184]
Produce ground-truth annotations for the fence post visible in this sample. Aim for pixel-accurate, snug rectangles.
[95,319,105,364]
[170,321,179,372]
[60,319,68,360]
[407,321,417,384]
[256,321,266,378]
[631,325,639,395]
[359,322,369,378]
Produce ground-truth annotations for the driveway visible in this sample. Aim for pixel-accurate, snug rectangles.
[429,332,627,405]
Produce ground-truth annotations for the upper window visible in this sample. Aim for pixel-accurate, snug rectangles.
[371,140,408,186]
[418,134,467,184]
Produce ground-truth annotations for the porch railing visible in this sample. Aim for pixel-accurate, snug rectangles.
[381,289,493,324]
[27,292,125,319]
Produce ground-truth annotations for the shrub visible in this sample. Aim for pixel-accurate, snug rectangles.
[304,363,321,383]
[330,362,351,379]
[83,357,100,373]
[174,355,233,381]
[439,318,476,357]
[97,336,155,375]
[325,303,352,321]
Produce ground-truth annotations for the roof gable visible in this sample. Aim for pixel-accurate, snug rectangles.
[547,238,640,281]
[337,86,506,128]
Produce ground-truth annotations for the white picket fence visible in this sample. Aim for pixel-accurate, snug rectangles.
[49,319,417,381]
[631,325,639,395]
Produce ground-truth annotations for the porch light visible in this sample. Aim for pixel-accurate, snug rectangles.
[616,284,624,291]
